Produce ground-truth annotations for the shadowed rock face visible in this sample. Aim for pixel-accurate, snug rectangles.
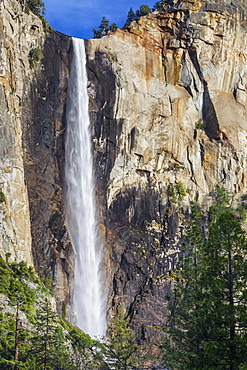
[85,0,247,337]
[1,0,247,337]
[21,32,74,311]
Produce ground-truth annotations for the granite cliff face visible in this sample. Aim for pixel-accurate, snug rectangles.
[0,0,247,336]
[0,0,73,308]
[85,0,247,336]
[0,0,43,265]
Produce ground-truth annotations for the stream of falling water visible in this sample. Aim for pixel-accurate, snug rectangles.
[64,37,106,337]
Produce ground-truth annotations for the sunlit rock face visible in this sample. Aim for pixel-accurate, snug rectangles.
[85,0,247,337]
[0,0,43,265]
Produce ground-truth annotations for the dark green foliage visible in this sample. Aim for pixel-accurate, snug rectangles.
[124,4,152,26]
[104,304,141,369]
[209,184,231,219]
[0,191,5,203]
[0,309,32,369]
[5,252,11,264]
[28,46,43,67]
[25,0,45,17]
[27,298,74,369]
[93,29,102,39]
[18,0,49,30]
[0,258,104,369]
[109,22,118,32]
[0,259,163,368]
[0,257,37,311]
[236,201,247,222]
[195,119,205,129]
[0,258,61,369]
[93,17,118,38]
[153,0,170,10]
[98,16,109,36]
[163,187,247,369]
[41,276,54,295]
[153,1,164,10]
[102,304,163,369]
[163,204,207,369]
[62,301,66,320]
[167,181,187,204]
[124,7,136,26]
[65,305,162,369]
[0,312,16,368]
[202,210,247,369]
[135,4,152,19]
[95,4,153,36]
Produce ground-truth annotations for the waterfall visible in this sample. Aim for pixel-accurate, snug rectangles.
[64,38,106,337]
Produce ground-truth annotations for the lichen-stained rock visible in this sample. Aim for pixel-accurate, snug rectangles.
[86,0,247,338]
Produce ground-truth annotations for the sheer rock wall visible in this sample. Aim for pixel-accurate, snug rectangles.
[0,0,73,309]
[0,0,44,265]
[85,0,247,336]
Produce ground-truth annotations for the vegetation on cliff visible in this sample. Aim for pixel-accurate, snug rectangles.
[92,0,173,38]
[23,0,45,17]
[3,187,246,369]
[93,3,153,38]
[0,258,100,369]
[0,256,162,369]
[93,17,118,39]
[17,0,49,29]
[124,4,152,27]
[163,186,247,369]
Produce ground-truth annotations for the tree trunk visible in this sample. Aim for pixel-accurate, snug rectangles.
[14,299,21,369]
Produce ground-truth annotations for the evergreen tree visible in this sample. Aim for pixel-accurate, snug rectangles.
[93,17,118,38]
[163,188,247,369]
[202,210,247,368]
[153,0,169,10]
[103,304,141,369]
[0,258,107,369]
[26,298,73,370]
[0,258,38,369]
[0,307,31,369]
[109,23,118,32]
[21,0,45,17]
[163,203,207,369]
[153,1,163,10]
[103,304,162,369]
[135,4,152,20]
[0,312,17,369]
[93,28,102,39]
[124,7,136,27]
[99,16,109,36]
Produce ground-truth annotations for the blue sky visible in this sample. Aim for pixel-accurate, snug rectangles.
[44,0,156,39]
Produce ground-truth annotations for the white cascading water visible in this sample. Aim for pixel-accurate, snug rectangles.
[64,37,106,337]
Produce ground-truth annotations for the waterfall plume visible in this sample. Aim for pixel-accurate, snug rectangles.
[64,37,106,337]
